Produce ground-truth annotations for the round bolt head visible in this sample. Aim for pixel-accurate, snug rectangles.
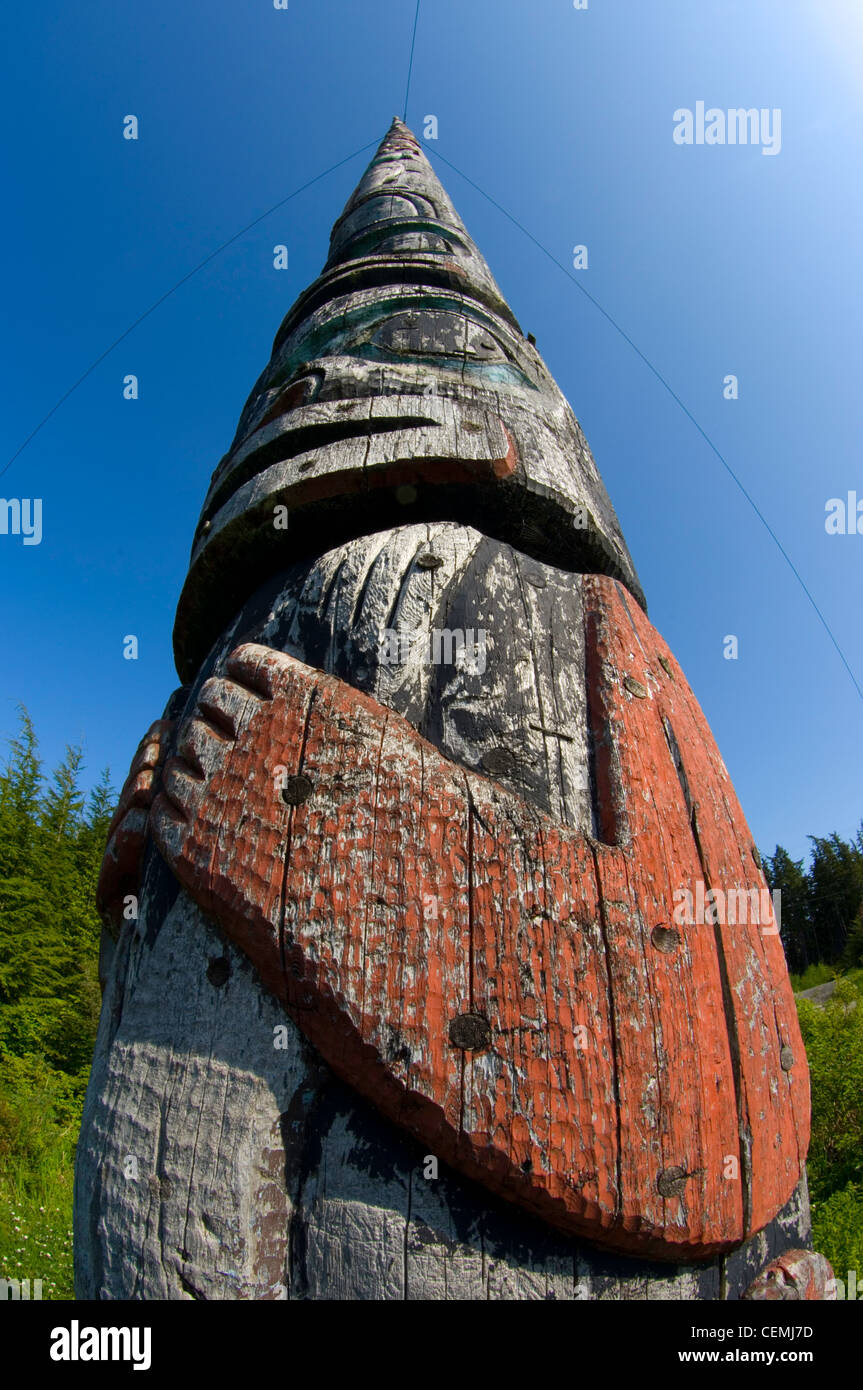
[207,956,231,988]
[657,1166,689,1199]
[780,1046,795,1072]
[449,1013,492,1052]
[481,747,516,778]
[281,774,313,806]
[651,925,681,954]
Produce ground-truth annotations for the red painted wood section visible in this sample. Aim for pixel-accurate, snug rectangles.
[583,577,808,1240]
[148,576,808,1261]
[743,1249,835,1301]
[97,719,174,933]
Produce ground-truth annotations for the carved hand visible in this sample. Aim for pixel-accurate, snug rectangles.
[148,572,808,1261]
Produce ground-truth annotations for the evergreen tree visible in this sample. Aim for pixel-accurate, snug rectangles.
[807,832,863,964]
[764,845,813,975]
[0,707,42,882]
[841,903,863,971]
[0,712,113,1075]
[41,745,85,844]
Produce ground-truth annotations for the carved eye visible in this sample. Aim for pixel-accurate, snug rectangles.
[257,372,323,429]
[334,193,435,243]
[373,231,454,255]
[372,310,508,362]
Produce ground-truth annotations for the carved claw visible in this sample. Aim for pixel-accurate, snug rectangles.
[97,680,190,937]
[743,1249,836,1300]
[151,645,314,943]
[97,718,176,936]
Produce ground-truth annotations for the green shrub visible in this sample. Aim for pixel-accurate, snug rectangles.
[790,961,836,993]
[810,1184,863,1291]
[797,976,863,1278]
[797,979,863,1197]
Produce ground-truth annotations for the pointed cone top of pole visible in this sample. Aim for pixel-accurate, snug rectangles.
[275,118,521,342]
[329,117,468,250]
[175,120,647,678]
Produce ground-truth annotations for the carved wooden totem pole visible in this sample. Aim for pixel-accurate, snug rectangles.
[75,120,831,1300]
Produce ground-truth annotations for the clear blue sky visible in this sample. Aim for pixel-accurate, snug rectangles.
[1,0,860,863]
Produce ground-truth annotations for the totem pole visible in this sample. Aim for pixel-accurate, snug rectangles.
[75,119,831,1300]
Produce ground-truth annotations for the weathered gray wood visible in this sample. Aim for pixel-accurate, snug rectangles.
[76,521,813,1298]
[76,117,819,1298]
[174,120,642,680]
[196,521,594,833]
[75,860,812,1300]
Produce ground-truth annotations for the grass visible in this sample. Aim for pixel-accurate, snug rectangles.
[0,1053,84,1300]
[0,1193,74,1300]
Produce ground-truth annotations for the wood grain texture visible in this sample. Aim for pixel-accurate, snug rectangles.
[74,870,813,1300]
[174,119,643,678]
[193,522,596,833]
[97,718,174,935]
[147,569,807,1260]
[77,116,820,1297]
[80,519,817,1295]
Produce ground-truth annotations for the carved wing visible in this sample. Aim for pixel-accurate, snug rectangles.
[149,576,808,1261]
